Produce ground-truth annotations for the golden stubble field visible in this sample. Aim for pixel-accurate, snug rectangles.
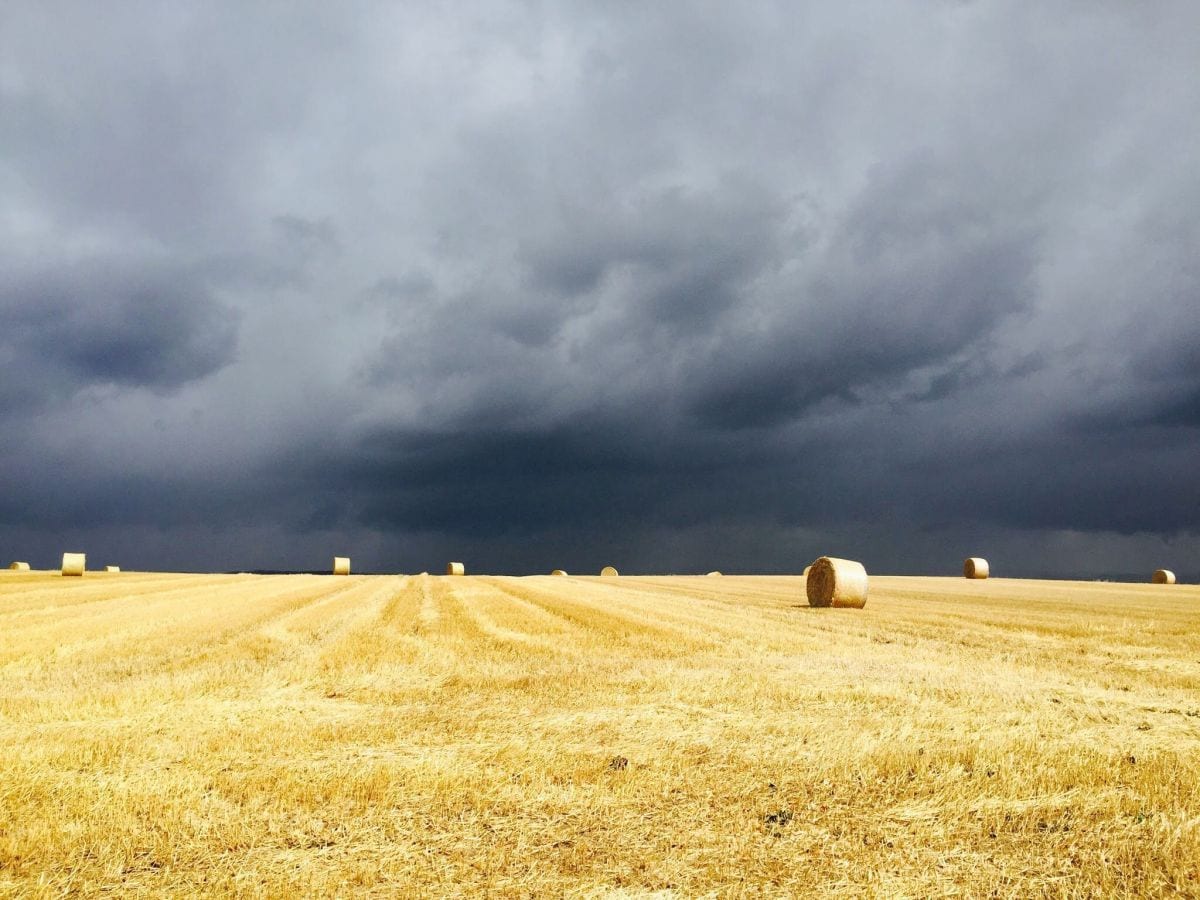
[0,571,1197,897]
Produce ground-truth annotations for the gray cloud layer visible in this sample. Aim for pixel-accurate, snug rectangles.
[1,2,1198,576]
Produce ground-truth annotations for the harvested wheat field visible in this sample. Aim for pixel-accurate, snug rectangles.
[1,572,1198,897]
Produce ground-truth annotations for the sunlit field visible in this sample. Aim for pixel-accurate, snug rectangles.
[1,571,1197,897]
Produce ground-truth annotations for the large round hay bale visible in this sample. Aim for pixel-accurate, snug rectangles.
[8,561,30,571]
[333,556,351,576]
[806,556,868,609]
[446,561,465,576]
[706,571,722,576]
[551,569,568,576]
[61,553,86,577]
[104,565,120,573]
[1152,569,1176,585]
[964,557,990,579]
[600,566,618,577]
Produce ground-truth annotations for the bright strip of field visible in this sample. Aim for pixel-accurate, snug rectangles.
[0,572,1197,896]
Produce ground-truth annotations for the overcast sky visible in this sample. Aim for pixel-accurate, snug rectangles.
[2,2,1198,577]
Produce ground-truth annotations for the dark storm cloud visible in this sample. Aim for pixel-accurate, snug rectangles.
[312,420,797,537]
[0,258,238,413]
[1149,391,1200,429]
[0,466,272,532]
[1,1,1199,575]
[517,180,789,315]
[685,158,1041,429]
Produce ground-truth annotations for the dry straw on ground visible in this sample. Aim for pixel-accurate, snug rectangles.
[333,557,351,576]
[600,566,619,577]
[60,552,85,577]
[8,562,30,571]
[446,562,465,576]
[806,556,868,608]
[1153,569,1176,585]
[551,569,568,576]
[104,566,120,573]
[0,572,1197,895]
[964,557,990,579]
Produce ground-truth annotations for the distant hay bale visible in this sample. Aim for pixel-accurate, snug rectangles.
[551,569,568,576]
[707,571,722,576]
[333,556,351,576]
[1152,569,1176,585]
[8,561,30,571]
[61,552,86,577]
[104,565,120,573]
[446,562,465,576]
[806,556,868,609]
[600,566,618,577]
[964,557,990,579]
[803,565,812,577]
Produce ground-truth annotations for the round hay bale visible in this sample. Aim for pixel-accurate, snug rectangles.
[8,561,30,571]
[806,556,868,609]
[1152,569,1176,585]
[61,552,86,577]
[803,564,812,577]
[600,566,619,577]
[104,565,120,573]
[706,571,722,576]
[551,569,568,576]
[446,561,465,576]
[964,557,990,579]
[333,556,351,576]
